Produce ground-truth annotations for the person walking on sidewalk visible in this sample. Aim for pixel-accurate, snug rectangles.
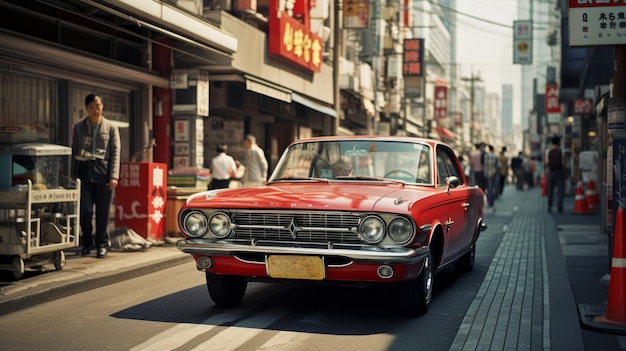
[71,93,121,258]
[511,152,524,190]
[470,142,486,190]
[483,144,500,209]
[238,134,268,188]
[545,135,567,213]
[498,146,509,196]
[209,144,237,190]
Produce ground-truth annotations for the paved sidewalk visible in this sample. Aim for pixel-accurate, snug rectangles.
[451,185,625,350]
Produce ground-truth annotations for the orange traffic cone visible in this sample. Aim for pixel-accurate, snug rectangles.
[593,207,626,325]
[573,181,591,214]
[586,180,599,211]
[541,173,547,196]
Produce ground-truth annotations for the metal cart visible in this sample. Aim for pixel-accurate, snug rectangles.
[0,141,80,280]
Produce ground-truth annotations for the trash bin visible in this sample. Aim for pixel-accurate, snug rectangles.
[115,162,167,242]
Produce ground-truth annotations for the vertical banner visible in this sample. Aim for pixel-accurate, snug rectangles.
[434,86,448,119]
[513,20,533,64]
[196,72,209,117]
[545,84,561,123]
[344,0,370,28]
[403,38,424,98]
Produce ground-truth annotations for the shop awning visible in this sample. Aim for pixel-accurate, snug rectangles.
[292,93,337,118]
[434,127,456,139]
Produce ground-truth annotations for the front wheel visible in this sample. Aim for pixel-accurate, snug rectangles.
[206,272,247,307]
[399,250,433,316]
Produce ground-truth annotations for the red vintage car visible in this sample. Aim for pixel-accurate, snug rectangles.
[176,136,486,315]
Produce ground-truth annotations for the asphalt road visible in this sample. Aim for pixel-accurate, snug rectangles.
[0,224,505,351]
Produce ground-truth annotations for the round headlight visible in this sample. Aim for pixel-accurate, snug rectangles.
[183,211,208,238]
[209,212,232,238]
[388,217,414,243]
[359,216,385,243]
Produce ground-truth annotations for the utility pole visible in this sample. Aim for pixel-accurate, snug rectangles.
[332,0,342,136]
[462,72,481,147]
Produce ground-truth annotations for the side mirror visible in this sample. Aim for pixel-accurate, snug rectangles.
[445,176,460,191]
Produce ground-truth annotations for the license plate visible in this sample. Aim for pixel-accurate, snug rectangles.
[267,255,324,280]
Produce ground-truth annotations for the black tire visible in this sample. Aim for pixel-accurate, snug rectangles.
[455,243,475,273]
[12,256,24,281]
[399,250,433,316]
[205,272,247,307]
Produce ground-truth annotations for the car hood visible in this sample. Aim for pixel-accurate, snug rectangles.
[185,183,437,213]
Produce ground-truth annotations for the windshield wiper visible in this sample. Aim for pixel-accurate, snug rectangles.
[336,176,406,185]
[269,177,330,183]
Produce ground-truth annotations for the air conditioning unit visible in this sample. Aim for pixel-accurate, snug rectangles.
[339,75,360,92]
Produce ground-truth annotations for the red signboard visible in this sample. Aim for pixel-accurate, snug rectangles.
[573,98,594,114]
[116,162,167,241]
[568,0,626,8]
[403,39,424,77]
[268,0,323,73]
[545,84,561,114]
[434,86,448,119]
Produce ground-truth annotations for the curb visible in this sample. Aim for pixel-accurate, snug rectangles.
[0,254,192,317]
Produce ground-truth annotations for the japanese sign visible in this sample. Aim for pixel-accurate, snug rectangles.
[196,72,209,117]
[344,0,369,28]
[545,84,561,123]
[403,39,424,99]
[434,86,448,119]
[269,0,323,73]
[403,39,424,77]
[573,98,594,114]
[513,20,533,64]
[568,0,626,46]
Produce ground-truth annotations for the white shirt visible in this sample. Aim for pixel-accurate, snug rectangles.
[211,153,237,180]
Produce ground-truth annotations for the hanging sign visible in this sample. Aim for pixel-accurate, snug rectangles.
[568,0,626,46]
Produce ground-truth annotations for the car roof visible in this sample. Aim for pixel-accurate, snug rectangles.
[288,135,448,149]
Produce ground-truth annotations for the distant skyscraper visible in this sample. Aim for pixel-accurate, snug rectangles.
[502,84,513,133]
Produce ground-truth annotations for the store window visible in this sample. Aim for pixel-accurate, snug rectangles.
[0,72,57,142]
[72,85,130,162]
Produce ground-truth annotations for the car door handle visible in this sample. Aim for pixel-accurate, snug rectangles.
[462,202,470,211]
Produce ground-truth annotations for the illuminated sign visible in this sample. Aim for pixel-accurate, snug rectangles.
[269,0,323,73]
[403,39,424,77]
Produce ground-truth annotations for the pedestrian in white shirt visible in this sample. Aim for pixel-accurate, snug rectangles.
[209,144,237,190]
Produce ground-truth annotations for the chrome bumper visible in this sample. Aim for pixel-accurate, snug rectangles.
[176,239,429,264]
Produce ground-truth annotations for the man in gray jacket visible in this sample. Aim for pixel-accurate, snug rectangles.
[71,93,121,258]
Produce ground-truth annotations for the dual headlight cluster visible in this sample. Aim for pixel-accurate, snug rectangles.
[182,210,415,244]
[182,211,231,238]
[359,215,414,244]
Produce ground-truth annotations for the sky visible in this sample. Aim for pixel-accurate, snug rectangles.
[455,0,522,124]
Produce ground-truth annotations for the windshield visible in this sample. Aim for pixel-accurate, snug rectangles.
[272,140,432,184]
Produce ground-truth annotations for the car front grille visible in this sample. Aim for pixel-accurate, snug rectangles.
[232,211,362,243]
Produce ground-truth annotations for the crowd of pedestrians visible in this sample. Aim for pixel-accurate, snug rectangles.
[466,141,546,212]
